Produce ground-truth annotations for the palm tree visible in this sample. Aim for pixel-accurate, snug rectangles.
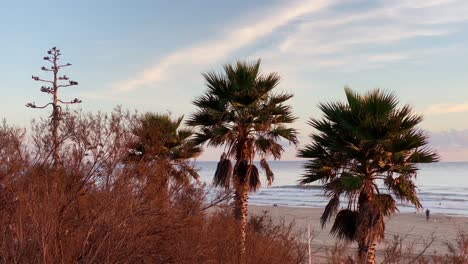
[298,88,438,264]
[187,59,298,258]
[129,113,202,189]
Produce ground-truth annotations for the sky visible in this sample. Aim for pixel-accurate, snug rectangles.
[1,0,468,161]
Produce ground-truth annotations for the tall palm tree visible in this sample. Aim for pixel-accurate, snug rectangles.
[129,113,202,188]
[187,59,298,258]
[298,88,438,264]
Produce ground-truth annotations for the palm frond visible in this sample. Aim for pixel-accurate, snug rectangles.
[185,109,223,127]
[248,164,261,192]
[384,175,422,208]
[375,194,398,217]
[408,147,439,163]
[268,92,294,105]
[268,125,298,144]
[330,209,358,241]
[362,88,398,119]
[256,72,281,95]
[213,153,233,189]
[260,158,274,186]
[233,160,261,192]
[394,104,423,130]
[322,173,364,198]
[234,160,249,184]
[255,136,283,159]
[299,158,335,184]
[338,173,364,193]
[321,195,340,227]
[344,86,361,113]
[202,71,229,98]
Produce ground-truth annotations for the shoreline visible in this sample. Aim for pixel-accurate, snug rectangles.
[248,203,468,218]
[248,204,468,259]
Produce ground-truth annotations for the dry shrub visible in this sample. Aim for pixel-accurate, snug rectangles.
[0,111,306,263]
[0,166,306,263]
[245,211,306,263]
[381,231,468,264]
[205,208,306,264]
[324,242,354,264]
[430,231,468,264]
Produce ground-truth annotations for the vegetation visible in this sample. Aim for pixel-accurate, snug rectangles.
[127,113,202,196]
[187,59,298,258]
[26,47,81,167]
[317,231,468,263]
[0,110,305,264]
[1,48,465,263]
[298,88,438,263]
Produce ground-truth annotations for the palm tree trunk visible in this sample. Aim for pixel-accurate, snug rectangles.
[357,241,376,264]
[233,136,251,262]
[356,189,379,264]
[367,243,376,264]
[233,182,249,262]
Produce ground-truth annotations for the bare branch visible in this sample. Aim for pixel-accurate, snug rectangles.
[58,98,82,105]
[407,233,437,263]
[26,102,53,109]
[41,66,54,72]
[43,57,54,63]
[32,76,53,84]
[201,190,233,211]
[40,86,54,94]
[57,80,78,88]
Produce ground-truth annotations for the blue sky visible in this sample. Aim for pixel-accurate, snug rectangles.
[1,0,468,161]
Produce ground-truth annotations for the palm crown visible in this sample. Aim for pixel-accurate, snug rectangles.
[129,113,202,184]
[187,59,298,190]
[298,87,438,261]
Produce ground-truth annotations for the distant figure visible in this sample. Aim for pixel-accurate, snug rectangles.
[426,209,431,221]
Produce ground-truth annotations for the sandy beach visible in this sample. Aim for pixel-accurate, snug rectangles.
[249,205,468,261]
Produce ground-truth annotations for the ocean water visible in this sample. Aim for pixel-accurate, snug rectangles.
[198,161,468,216]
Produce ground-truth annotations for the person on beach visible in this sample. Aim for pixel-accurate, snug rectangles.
[426,209,430,221]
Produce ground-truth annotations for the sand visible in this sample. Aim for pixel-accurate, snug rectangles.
[249,205,468,261]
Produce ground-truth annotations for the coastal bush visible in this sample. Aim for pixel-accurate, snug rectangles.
[431,231,468,264]
[323,231,468,263]
[0,113,306,263]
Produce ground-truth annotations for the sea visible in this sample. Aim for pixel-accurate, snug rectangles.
[197,161,468,216]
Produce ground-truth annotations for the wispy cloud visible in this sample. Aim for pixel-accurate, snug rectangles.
[279,5,457,55]
[262,0,468,73]
[115,0,334,93]
[425,103,468,114]
[103,0,468,96]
